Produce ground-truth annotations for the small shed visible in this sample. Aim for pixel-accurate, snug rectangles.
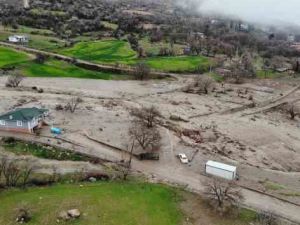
[205,160,237,180]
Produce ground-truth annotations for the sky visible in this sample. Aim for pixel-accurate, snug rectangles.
[176,0,300,27]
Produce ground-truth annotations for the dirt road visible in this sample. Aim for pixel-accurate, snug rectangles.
[2,131,298,224]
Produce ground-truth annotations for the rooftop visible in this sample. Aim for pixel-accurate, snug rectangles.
[0,107,48,121]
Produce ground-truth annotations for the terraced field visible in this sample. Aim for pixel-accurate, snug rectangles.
[60,39,211,73]
[0,46,118,79]
[0,46,30,67]
[60,40,138,64]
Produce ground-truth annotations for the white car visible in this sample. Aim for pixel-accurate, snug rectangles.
[177,153,189,164]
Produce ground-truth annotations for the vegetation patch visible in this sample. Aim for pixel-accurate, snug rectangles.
[1,46,123,79]
[256,70,287,79]
[102,21,118,30]
[0,31,66,51]
[207,72,225,82]
[139,37,184,56]
[279,191,300,197]
[60,39,211,73]
[60,39,138,64]
[145,55,211,73]
[1,138,91,162]
[264,181,286,191]
[0,182,182,225]
[21,59,116,80]
[0,46,30,68]
[238,208,258,223]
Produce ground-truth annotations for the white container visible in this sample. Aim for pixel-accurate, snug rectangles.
[205,160,237,180]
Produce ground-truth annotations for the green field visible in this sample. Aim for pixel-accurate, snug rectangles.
[0,46,120,79]
[60,39,138,64]
[0,26,66,51]
[0,182,182,225]
[0,46,30,67]
[145,56,210,73]
[139,37,185,56]
[21,60,115,79]
[60,39,211,73]
[0,32,66,51]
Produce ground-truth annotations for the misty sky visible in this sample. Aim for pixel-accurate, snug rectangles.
[178,0,300,26]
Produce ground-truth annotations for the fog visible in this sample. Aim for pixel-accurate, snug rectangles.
[176,0,300,27]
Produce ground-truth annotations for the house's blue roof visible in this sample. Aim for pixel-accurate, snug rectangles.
[0,107,48,121]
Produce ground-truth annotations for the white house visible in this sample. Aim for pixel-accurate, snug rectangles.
[8,35,29,44]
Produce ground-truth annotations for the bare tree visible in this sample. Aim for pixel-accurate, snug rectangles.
[0,156,8,185]
[131,106,161,128]
[65,97,83,113]
[5,73,24,88]
[205,179,243,214]
[0,158,33,188]
[133,62,150,80]
[129,120,161,152]
[120,140,135,180]
[2,159,22,187]
[19,161,34,189]
[193,75,215,94]
[287,103,299,120]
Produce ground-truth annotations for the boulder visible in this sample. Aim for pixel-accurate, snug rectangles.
[89,177,97,182]
[67,209,81,218]
[58,211,70,221]
[170,115,189,122]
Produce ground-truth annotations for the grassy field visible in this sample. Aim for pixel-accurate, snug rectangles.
[0,46,30,67]
[145,55,210,73]
[0,25,55,36]
[139,37,185,56]
[60,39,211,73]
[21,59,116,80]
[60,39,138,65]
[0,32,66,51]
[0,46,121,79]
[0,26,66,51]
[0,182,182,225]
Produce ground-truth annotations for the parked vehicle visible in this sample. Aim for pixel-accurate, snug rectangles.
[51,127,62,135]
[137,153,159,161]
[205,160,237,180]
[177,153,189,164]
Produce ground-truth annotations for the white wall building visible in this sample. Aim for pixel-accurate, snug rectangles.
[8,35,29,43]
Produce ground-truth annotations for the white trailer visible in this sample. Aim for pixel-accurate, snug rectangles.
[205,161,237,180]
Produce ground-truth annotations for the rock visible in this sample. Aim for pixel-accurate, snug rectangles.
[67,209,81,218]
[58,211,70,221]
[170,115,189,122]
[89,177,97,182]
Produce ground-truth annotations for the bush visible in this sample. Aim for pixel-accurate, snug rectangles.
[15,207,32,223]
[5,74,24,88]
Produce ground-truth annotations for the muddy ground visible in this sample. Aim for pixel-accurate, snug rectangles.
[0,75,299,205]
